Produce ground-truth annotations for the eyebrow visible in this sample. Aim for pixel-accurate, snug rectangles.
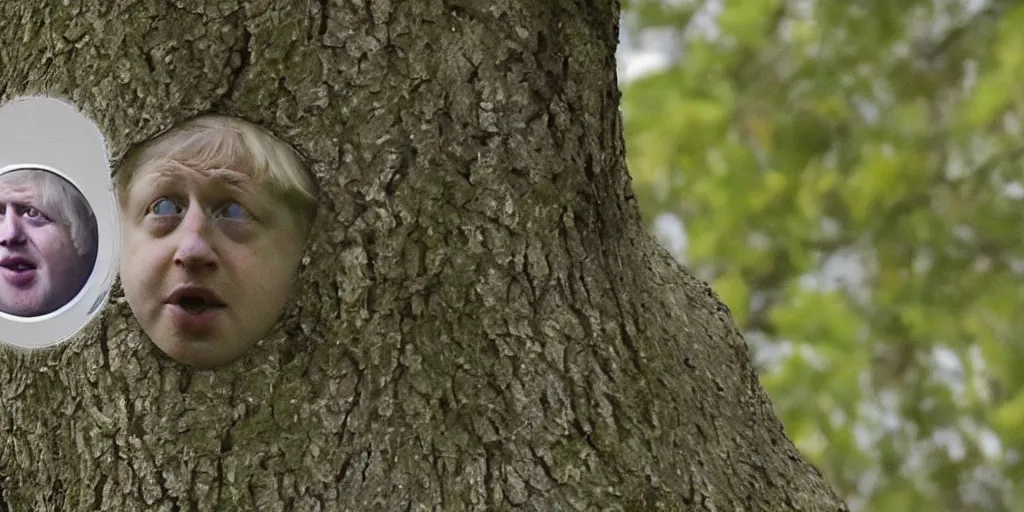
[201,167,255,189]
[130,161,284,218]
[0,193,54,219]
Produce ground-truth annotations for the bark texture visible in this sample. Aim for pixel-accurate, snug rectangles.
[0,1,848,510]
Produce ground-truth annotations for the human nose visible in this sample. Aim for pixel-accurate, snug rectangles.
[172,205,218,272]
[0,206,26,247]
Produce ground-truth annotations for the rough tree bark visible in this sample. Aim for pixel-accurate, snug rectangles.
[0,1,848,510]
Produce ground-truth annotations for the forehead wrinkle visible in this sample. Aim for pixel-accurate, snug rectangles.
[0,184,31,197]
[0,186,37,205]
[131,161,192,191]
[134,161,259,192]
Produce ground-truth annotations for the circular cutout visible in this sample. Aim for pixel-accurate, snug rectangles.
[0,97,118,349]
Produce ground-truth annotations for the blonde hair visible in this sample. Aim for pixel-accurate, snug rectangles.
[0,168,98,257]
[114,114,318,227]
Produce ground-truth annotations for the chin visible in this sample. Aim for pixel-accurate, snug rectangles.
[172,349,244,370]
[154,336,246,370]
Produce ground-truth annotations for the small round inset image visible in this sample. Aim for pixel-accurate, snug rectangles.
[0,168,97,317]
[0,96,118,349]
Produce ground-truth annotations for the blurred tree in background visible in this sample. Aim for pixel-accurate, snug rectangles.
[620,0,1024,510]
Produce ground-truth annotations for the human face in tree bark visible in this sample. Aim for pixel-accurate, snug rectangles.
[119,162,305,368]
[0,181,92,317]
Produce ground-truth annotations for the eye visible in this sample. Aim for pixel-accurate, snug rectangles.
[215,201,249,220]
[149,197,183,216]
[17,205,49,222]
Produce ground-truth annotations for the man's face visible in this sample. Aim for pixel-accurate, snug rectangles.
[0,183,91,316]
[119,162,306,369]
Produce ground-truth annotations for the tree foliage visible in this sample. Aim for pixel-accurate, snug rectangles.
[622,0,1024,509]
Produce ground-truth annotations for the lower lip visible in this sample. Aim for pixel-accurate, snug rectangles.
[0,267,37,287]
[167,304,226,334]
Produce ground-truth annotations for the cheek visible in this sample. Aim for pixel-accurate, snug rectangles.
[33,228,80,266]
[119,237,168,299]
[235,245,301,311]
[247,254,298,295]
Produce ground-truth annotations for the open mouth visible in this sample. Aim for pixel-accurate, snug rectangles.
[167,286,226,315]
[0,257,37,273]
[178,296,216,314]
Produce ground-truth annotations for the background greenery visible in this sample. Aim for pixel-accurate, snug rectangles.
[620,0,1024,510]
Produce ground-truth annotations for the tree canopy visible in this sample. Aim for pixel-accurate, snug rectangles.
[622,0,1024,510]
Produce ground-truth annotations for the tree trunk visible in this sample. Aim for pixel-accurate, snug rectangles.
[0,1,847,510]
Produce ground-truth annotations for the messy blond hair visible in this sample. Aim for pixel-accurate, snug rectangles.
[114,114,318,228]
[0,168,98,258]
